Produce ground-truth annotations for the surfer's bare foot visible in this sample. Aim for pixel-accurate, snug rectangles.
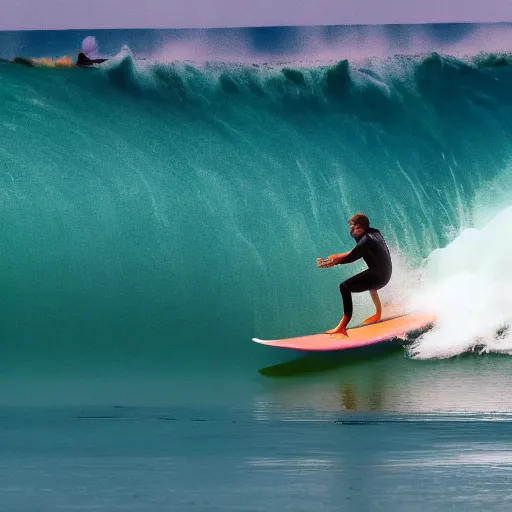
[330,329,348,339]
[362,313,381,325]
[324,321,344,334]
[324,315,349,335]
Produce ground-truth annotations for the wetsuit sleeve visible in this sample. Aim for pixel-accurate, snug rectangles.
[342,235,368,264]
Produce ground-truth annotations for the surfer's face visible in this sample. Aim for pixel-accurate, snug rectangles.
[349,222,364,238]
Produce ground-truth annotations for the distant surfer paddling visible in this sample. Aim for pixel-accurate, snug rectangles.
[316,213,392,338]
[76,52,108,67]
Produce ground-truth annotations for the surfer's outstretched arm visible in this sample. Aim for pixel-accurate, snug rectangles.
[317,255,343,268]
[319,236,369,268]
[328,251,351,260]
[316,250,354,268]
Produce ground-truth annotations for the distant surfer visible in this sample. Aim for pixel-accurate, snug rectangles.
[316,213,392,338]
[76,36,107,67]
[76,52,108,67]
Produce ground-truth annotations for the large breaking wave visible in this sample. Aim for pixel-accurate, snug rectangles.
[1,46,512,363]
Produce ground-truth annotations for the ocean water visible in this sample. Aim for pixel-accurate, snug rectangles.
[2,25,512,510]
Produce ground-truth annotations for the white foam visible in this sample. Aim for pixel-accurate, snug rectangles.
[408,204,512,359]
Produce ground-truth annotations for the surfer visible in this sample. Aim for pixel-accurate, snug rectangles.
[76,52,108,67]
[316,213,392,338]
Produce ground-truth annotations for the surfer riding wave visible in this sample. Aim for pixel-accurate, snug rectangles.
[317,213,392,338]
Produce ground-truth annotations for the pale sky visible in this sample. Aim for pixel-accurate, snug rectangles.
[1,0,512,31]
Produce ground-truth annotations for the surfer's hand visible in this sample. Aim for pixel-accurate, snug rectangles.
[317,257,336,268]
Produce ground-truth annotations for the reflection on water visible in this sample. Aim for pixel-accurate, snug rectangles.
[257,349,512,417]
[341,384,358,411]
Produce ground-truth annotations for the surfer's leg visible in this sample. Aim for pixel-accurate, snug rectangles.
[362,289,382,324]
[325,270,374,336]
[324,283,352,336]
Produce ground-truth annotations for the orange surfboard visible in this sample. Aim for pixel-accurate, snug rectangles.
[252,313,436,352]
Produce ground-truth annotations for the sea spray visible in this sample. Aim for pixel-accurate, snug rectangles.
[408,205,512,359]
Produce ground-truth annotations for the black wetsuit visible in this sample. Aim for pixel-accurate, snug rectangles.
[339,227,392,319]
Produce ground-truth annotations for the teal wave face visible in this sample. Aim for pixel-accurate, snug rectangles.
[1,52,512,362]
